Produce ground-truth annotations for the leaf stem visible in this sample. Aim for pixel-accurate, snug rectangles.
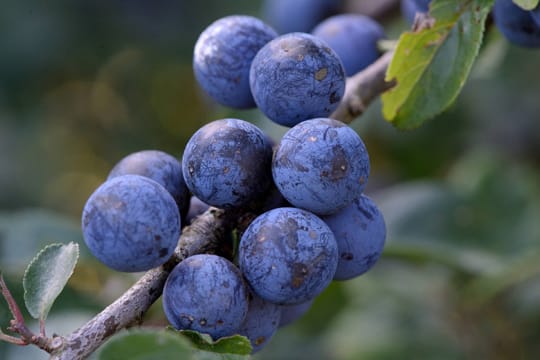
[0,329,26,346]
[0,273,26,325]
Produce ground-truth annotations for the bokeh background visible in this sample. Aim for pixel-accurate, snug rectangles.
[2,0,540,359]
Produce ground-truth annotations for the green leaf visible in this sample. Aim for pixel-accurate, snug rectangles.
[179,330,252,356]
[381,0,493,129]
[513,0,539,10]
[98,330,251,360]
[23,242,79,320]
[98,329,194,360]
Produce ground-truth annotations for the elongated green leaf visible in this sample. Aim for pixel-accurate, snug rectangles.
[179,330,252,356]
[381,0,493,129]
[23,242,79,320]
[98,330,194,360]
[513,0,539,10]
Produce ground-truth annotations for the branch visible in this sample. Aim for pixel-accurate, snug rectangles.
[47,52,397,359]
[50,207,240,360]
[5,8,402,360]
[331,50,396,124]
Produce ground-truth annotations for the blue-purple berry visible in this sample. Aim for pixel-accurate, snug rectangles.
[312,14,385,76]
[162,254,249,339]
[182,118,273,209]
[323,194,386,280]
[493,0,540,48]
[81,174,181,272]
[107,150,189,218]
[272,118,370,215]
[238,293,281,353]
[261,0,343,34]
[239,207,338,305]
[193,15,278,108]
[250,33,346,127]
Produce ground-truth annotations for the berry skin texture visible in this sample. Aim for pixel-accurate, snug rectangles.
[262,0,342,34]
[493,0,540,48]
[107,150,189,218]
[193,15,278,109]
[312,14,385,76]
[249,33,346,127]
[323,194,386,280]
[239,207,338,305]
[182,118,273,209]
[238,293,282,353]
[81,174,181,272]
[162,254,249,340]
[272,118,370,216]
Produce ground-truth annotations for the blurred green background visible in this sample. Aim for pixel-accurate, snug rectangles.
[2,0,540,359]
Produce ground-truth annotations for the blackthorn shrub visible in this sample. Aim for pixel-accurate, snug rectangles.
[312,14,385,76]
[272,118,370,215]
[250,32,346,127]
[107,149,189,218]
[493,0,540,48]
[239,207,338,305]
[81,174,181,272]
[193,15,278,108]
[181,118,273,209]
[162,254,249,339]
[323,194,386,280]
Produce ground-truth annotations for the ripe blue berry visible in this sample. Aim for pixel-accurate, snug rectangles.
[272,118,369,215]
[193,15,278,108]
[239,207,338,305]
[493,0,540,48]
[312,14,385,76]
[250,33,346,127]
[81,175,181,272]
[323,194,386,280]
[108,150,189,218]
[162,254,249,339]
[238,293,281,353]
[182,118,273,209]
[261,0,342,34]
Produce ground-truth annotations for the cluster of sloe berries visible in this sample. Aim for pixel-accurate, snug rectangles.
[81,7,388,354]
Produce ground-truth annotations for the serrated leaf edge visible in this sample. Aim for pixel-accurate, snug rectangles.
[23,242,79,320]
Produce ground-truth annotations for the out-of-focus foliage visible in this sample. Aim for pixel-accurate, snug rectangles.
[2,0,540,359]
